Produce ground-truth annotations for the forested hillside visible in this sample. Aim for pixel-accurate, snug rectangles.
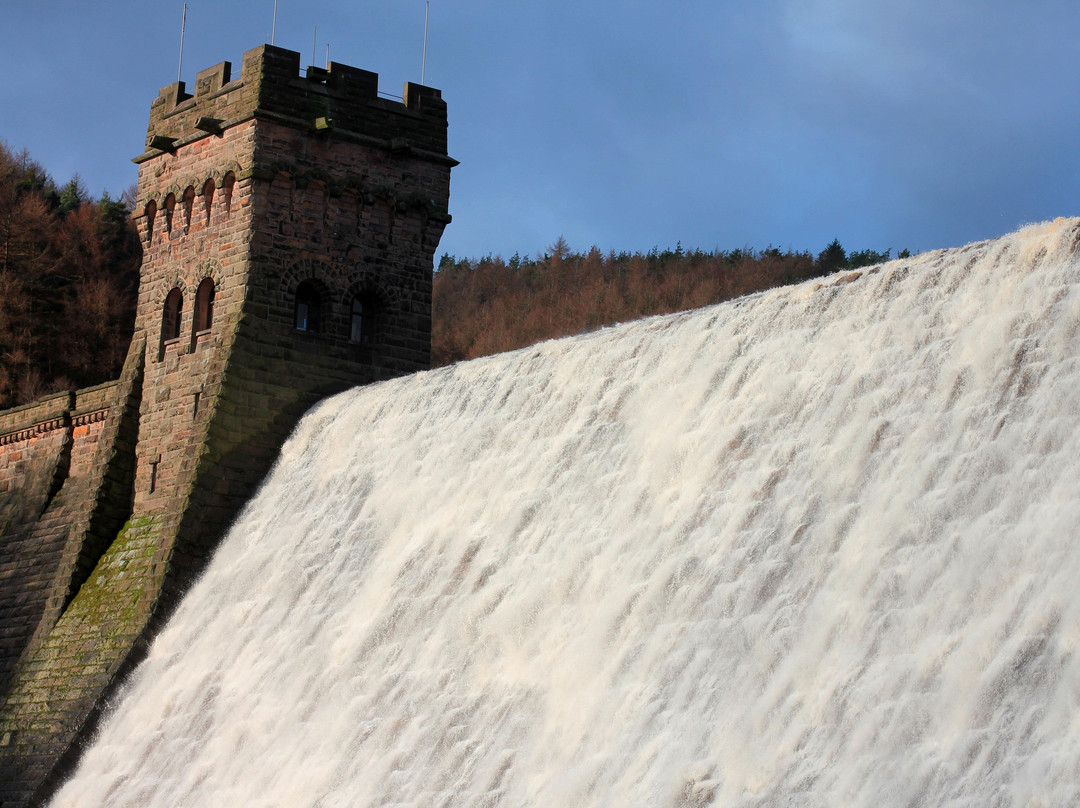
[432,237,903,365]
[0,143,140,408]
[0,142,905,408]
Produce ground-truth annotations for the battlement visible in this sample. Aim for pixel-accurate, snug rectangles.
[136,44,450,165]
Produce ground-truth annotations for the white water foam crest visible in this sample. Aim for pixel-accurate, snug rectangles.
[52,219,1080,807]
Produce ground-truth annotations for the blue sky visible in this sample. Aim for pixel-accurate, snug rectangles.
[1,1,1077,261]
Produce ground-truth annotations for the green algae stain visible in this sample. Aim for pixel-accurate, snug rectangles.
[1,516,169,731]
[57,515,164,637]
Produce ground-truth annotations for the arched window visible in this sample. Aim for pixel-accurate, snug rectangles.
[294,281,321,332]
[182,186,196,230]
[164,193,176,235]
[144,200,157,245]
[193,278,215,333]
[350,295,378,343]
[162,287,183,346]
[222,171,236,217]
[202,179,215,225]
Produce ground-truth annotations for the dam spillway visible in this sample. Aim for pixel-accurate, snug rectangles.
[51,219,1080,806]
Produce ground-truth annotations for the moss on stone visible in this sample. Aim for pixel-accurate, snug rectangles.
[54,515,163,634]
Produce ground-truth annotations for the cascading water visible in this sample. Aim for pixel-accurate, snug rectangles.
[51,219,1080,807]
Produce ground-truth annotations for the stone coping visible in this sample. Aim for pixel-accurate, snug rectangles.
[0,381,120,446]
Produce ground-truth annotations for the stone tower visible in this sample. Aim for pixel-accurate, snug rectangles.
[0,44,453,806]
[129,43,452,569]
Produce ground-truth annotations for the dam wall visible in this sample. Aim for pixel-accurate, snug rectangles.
[0,373,141,695]
[45,218,1080,808]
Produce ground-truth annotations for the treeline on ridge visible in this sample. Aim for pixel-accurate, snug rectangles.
[432,237,908,365]
[0,143,140,409]
[0,142,908,409]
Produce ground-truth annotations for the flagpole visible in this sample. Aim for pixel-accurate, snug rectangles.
[421,1,429,84]
[178,3,187,83]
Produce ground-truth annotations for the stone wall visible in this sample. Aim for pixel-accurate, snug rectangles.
[0,381,138,691]
[0,393,78,692]
[0,342,143,805]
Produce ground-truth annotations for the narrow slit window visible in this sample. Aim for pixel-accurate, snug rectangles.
[164,193,176,234]
[350,295,378,343]
[202,179,215,225]
[182,186,196,230]
[193,278,215,333]
[144,200,157,245]
[222,172,236,218]
[350,297,365,342]
[294,281,321,332]
[162,288,183,343]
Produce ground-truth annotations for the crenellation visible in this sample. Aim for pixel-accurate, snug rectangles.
[194,61,231,98]
[141,45,451,175]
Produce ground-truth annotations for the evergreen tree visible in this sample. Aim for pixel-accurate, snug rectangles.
[816,239,847,274]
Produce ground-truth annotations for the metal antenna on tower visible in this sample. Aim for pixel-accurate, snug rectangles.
[421,1,429,84]
[271,0,278,45]
[312,25,317,66]
[178,3,188,83]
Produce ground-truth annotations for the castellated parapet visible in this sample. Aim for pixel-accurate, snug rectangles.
[0,44,454,807]
[142,45,449,159]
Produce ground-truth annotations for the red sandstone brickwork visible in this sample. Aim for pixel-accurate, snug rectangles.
[130,116,255,515]
[0,382,121,693]
[0,424,70,693]
[67,421,106,480]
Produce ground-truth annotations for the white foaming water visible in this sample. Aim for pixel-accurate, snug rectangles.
[53,220,1080,807]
